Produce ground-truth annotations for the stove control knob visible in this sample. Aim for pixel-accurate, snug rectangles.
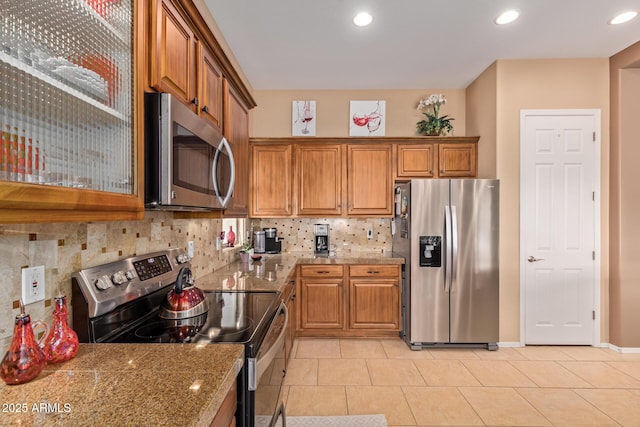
[125,270,136,280]
[112,271,128,285]
[95,275,113,290]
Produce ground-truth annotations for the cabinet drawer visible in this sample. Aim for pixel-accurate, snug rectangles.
[349,265,399,278]
[299,265,344,278]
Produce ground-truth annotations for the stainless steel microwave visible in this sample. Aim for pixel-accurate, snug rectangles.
[144,92,235,211]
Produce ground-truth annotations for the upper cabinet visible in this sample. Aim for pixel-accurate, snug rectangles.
[346,144,394,216]
[251,144,294,217]
[223,81,250,217]
[198,45,224,129]
[395,137,479,180]
[150,0,198,111]
[0,0,144,223]
[296,144,344,216]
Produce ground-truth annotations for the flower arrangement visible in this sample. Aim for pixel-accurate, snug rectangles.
[416,94,454,136]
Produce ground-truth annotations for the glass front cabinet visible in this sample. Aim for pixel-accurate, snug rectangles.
[0,0,144,223]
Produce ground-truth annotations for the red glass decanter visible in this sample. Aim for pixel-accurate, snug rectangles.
[42,295,79,363]
[227,226,236,247]
[0,302,48,385]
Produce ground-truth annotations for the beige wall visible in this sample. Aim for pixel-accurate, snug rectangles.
[465,62,498,178]
[610,41,640,347]
[473,58,610,343]
[251,89,466,137]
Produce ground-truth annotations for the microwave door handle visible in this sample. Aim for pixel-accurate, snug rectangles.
[212,137,235,207]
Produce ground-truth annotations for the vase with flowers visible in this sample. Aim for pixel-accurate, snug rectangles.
[416,94,454,136]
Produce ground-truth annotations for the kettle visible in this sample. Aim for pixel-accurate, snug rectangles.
[159,267,208,319]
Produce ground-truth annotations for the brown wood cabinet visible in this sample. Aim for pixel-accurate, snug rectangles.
[296,144,344,216]
[250,144,294,217]
[199,44,224,129]
[209,380,237,427]
[223,81,250,217]
[296,263,401,337]
[348,265,400,330]
[150,0,198,111]
[438,142,477,177]
[346,144,394,216]
[298,265,345,330]
[395,137,479,180]
[396,143,436,178]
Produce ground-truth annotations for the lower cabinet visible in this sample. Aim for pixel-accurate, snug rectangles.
[297,263,401,337]
[283,275,297,368]
[298,265,345,331]
[210,380,237,427]
[349,265,400,330]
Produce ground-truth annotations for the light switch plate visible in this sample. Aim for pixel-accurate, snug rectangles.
[187,241,195,258]
[22,265,45,305]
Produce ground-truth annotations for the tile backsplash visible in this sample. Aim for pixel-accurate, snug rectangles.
[0,214,392,354]
[255,218,392,254]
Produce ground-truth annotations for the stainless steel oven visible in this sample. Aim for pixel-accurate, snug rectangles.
[144,92,235,211]
[71,248,287,427]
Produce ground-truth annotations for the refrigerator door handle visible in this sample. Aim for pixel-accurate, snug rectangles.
[444,205,452,292]
[450,205,459,293]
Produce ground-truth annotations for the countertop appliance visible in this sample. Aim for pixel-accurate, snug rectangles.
[314,224,329,257]
[253,231,266,254]
[392,179,499,350]
[263,228,282,254]
[144,92,235,211]
[71,248,286,427]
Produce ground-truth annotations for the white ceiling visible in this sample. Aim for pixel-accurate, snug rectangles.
[202,0,640,90]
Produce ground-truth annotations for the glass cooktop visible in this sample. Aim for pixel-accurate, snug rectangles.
[112,291,280,346]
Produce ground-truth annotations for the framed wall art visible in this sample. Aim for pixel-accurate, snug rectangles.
[349,100,385,136]
[292,100,316,136]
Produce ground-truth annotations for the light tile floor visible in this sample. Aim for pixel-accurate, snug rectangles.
[282,338,640,426]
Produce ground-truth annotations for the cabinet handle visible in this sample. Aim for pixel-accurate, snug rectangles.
[202,105,209,113]
[367,271,380,274]
[317,271,330,274]
[191,97,199,106]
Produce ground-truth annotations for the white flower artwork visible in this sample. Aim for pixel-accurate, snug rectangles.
[349,100,385,136]
[292,100,316,136]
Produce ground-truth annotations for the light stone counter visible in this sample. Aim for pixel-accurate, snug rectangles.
[196,251,404,293]
[0,343,244,427]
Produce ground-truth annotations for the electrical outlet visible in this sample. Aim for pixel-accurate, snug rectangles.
[367,228,373,239]
[187,241,195,258]
[21,265,45,305]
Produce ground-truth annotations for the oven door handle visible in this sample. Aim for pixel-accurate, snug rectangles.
[248,301,288,391]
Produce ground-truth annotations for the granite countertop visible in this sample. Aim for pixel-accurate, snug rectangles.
[0,343,244,427]
[196,251,404,293]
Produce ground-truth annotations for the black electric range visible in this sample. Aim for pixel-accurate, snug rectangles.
[71,248,287,427]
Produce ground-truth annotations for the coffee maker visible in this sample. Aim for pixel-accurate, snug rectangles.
[314,224,329,257]
[263,228,282,254]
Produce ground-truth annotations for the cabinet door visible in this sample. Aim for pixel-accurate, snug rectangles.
[349,279,400,330]
[284,286,296,367]
[296,144,344,216]
[150,0,197,111]
[346,144,393,216]
[299,278,344,329]
[199,44,224,129]
[223,81,249,217]
[396,143,436,179]
[250,144,293,217]
[438,143,477,177]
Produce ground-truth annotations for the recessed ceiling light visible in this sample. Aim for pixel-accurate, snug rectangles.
[353,12,373,27]
[608,11,638,25]
[495,10,520,25]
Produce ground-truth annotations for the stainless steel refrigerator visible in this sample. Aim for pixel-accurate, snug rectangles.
[392,179,499,350]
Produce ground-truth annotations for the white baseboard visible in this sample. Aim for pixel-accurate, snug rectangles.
[498,342,523,348]
[607,343,640,354]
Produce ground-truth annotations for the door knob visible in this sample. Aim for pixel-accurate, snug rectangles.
[527,256,545,263]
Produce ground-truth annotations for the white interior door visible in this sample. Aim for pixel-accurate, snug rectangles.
[520,110,599,345]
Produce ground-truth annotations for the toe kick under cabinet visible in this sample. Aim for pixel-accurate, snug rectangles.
[296,263,401,338]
